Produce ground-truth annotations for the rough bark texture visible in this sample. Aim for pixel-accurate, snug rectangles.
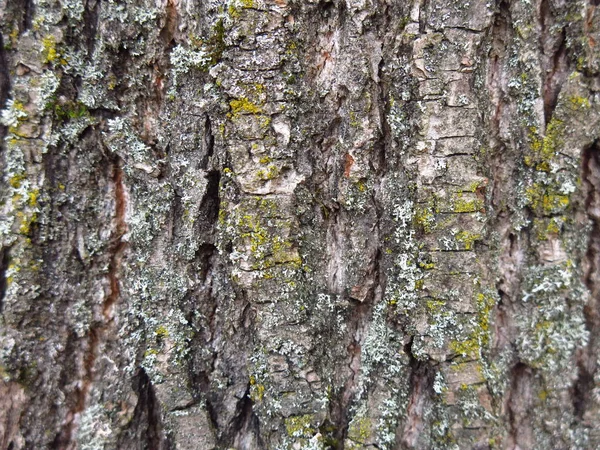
[1,0,600,449]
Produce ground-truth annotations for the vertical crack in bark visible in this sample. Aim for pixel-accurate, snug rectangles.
[398,339,435,449]
[103,160,128,319]
[0,247,9,313]
[22,0,34,32]
[333,248,381,446]
[159,0,179,48]
[53,158,128,449]
[202,114,215,168]
[574,140,600,421]
[0,34,10,143]
[539,0,569,127]
[117,368,170,450]
[199,170,221,231]
[5,0,34,34]
[506,362,535,450]
[231,383,264,450]
[81,0,101,57]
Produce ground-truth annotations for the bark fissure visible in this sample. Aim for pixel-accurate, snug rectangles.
[398,340,435,449]
[575,140,600,421]
[53,158,128,448]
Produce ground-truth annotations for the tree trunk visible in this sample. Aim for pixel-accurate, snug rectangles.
[1,0,600,449]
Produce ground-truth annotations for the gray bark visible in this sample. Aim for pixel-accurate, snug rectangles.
[0,0,600,449]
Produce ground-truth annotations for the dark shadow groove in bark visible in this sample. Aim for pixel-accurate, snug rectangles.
[117,368,171,450]
[574,140,600,421]
[22,0,34,32]
[201,171,221,226]
[506,362,535,450]
[397,338,435,449]
[0,247,9,313]
[160,0,179,48]
[0,34,10,142]
[202,114,215,168]
[328,222,382,447]
[81,0,101,57]
[5,0,34,34]
[231,383,264,450]
[53,155,128,449]
[539,0,571,127]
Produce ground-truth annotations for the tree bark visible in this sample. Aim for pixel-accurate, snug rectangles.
[1,0,600,449]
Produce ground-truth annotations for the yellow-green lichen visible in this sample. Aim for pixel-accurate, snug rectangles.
[229,97,262,118]
[567,95,590,111]
[347,416,372,443]
[285,414,315,438]
[42,35,59,63]
[525,119,564,172]
[525,183,570,216]
[533,217,562,241]
[451,193,484,213]
[220,197,302,271]
[249,375,265,402]
[256,164,279,181]
[155,325,169,339]
[450,293,496,360]
[455,231,481,251]
[414,204,435,233]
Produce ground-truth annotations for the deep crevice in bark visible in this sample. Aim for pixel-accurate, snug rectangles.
[575,140,600,420]
[117,368,170,450]
[5,0,34,34]
[160,0,179,48]
[81,0,101,57]
[0,247,9,313]
[327,209,383,447]
[200,171,221,227]
[0,35,10,142]
[398,338,435,449]
[202,114,215,168]
[506,362,535,450]
[231,383,264,450]
[53,156,128,449]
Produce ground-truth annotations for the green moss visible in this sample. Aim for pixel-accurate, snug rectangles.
[533,217,562,241]
[9,174,26,189]
[256,164,279,181]
[567,95,590,111]
[426,299,445,314]
[220,197,302,272]
[207,19,226,65]
[53,101,89,121]
[463,179,484,193]
[17,211,37,236]
[227,0,254,19]
[418,261,435,270]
